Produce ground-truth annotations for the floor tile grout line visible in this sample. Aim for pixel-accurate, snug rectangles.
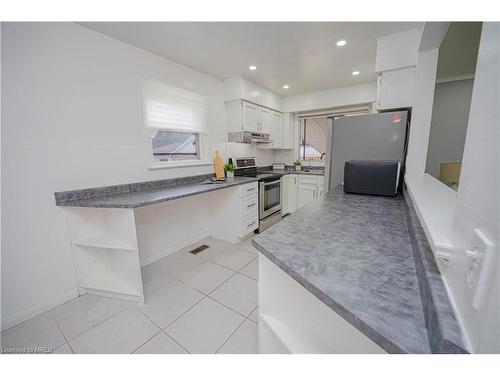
[179,275,255,321]
[56,304,131,347]
[131,331,163,354]
[209,253,257,275]
[133,306,194,354]
[162,293,209,330]
[160,330,192,354]
[214,317,248,354]
[205,294,256,321]
[52,317,75,354]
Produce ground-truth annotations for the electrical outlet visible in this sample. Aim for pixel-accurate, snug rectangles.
[465,228,496,310]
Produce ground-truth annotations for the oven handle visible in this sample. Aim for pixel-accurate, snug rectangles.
[261,179,281,186]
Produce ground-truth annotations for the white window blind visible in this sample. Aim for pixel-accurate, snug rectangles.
[143,81,208,133]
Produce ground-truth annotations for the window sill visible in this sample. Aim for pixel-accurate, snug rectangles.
[148,160,212,170]
[404,172,456,262]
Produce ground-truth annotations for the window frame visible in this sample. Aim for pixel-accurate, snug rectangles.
[142,80,211,170]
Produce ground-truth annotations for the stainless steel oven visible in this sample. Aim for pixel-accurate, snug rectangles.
[231,156,283,232]
[259,178,282,219]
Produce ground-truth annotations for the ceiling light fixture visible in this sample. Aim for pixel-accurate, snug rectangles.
[336,40,347,47]
[248,65,257,71]
[283,85,289,89]
[352,71,360,76]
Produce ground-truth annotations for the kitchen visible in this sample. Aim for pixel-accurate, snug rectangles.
[1,10,500,369]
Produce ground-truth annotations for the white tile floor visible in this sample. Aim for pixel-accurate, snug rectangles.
[0,236,259,354]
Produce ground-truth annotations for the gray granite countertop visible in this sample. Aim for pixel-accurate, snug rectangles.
[269,170,325,176]
[253,186,434,353]
[55,176,257,209]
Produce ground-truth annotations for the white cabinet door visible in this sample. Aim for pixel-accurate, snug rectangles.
[270,111,282,148]
[242,102,259,132]
[281,113,296,150]
[297,184,317,209]
[318,185,324,198]
[258,107,271,134]
[376,67,415,110]
[282,175,297,215]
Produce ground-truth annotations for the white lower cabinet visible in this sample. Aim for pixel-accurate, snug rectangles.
[296,175,325,210]
[259,255,386,353]
[297,184,317,209]
[239,182,259,236]
[282,174,297,215]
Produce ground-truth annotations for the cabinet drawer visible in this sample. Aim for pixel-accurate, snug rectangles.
[298,175,319,185]
[240,182,258,197]
[241,194,258,216]
[241,214,259,235]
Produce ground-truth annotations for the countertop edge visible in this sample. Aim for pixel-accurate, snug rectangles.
[55,178,257,209]
[252,239,404,354]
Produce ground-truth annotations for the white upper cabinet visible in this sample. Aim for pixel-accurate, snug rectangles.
[376,67,416,110]
[374,29,420,111]
[258,107,271,134]
[226,100,296,149]
[242,101,259,132]
[270,111,282,148]
[226,100,272,134]
[281,113,296,149]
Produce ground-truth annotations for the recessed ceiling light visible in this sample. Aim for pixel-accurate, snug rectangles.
[352,71,360,76]
[283,85,289,89]
[336,40,347,47]
[248,65,257,71]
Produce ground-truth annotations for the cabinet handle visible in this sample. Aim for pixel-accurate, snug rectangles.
[247,202,256,208]
[247,187,255,192]
[247,221,256,228]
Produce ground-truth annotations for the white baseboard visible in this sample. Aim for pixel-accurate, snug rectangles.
[139,230,211,267]
[1,289,78,332]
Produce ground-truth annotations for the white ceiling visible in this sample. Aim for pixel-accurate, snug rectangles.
[79,22,422,96]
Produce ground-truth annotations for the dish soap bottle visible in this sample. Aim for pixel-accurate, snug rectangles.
[214,151,225,181]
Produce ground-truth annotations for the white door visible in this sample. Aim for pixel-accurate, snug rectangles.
[258,107,271,134]
[270,111,282,148]
[243,102,259,132]
[297,184,317,209]
[282,175,297,215]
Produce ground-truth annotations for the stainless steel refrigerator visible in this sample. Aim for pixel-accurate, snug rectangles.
[326,110,409,190]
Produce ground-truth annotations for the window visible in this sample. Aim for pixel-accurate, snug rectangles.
[299,117,327,161]
[152,130,199,161]
[143,80,208,164]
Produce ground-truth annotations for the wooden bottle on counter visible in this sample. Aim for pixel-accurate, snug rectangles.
[214,151,225,180]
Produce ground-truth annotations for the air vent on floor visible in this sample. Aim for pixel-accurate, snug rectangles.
[190,244,210,254]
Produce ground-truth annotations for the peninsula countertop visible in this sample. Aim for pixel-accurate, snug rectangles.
[54,175,257,209]
[253,186,435,353]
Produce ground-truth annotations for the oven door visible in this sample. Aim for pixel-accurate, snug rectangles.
[259,179,282,219]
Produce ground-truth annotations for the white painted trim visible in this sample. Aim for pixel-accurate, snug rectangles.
[436,73,475,84]
[1,289,78,332]
[148,160,212,170]
[404,173,456,260]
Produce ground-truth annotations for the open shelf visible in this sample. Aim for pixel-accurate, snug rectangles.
[73,233,136,251]
[79,271,141,298]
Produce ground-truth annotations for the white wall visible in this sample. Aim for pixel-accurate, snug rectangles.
[405,48,439,175]
[445,22,500,353]
[0,22,273,330]
[283,82,376,113]
[425,79,474,178]
[224,76,284,112]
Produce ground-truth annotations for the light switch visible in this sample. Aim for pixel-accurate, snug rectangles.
[465,228,496,310]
